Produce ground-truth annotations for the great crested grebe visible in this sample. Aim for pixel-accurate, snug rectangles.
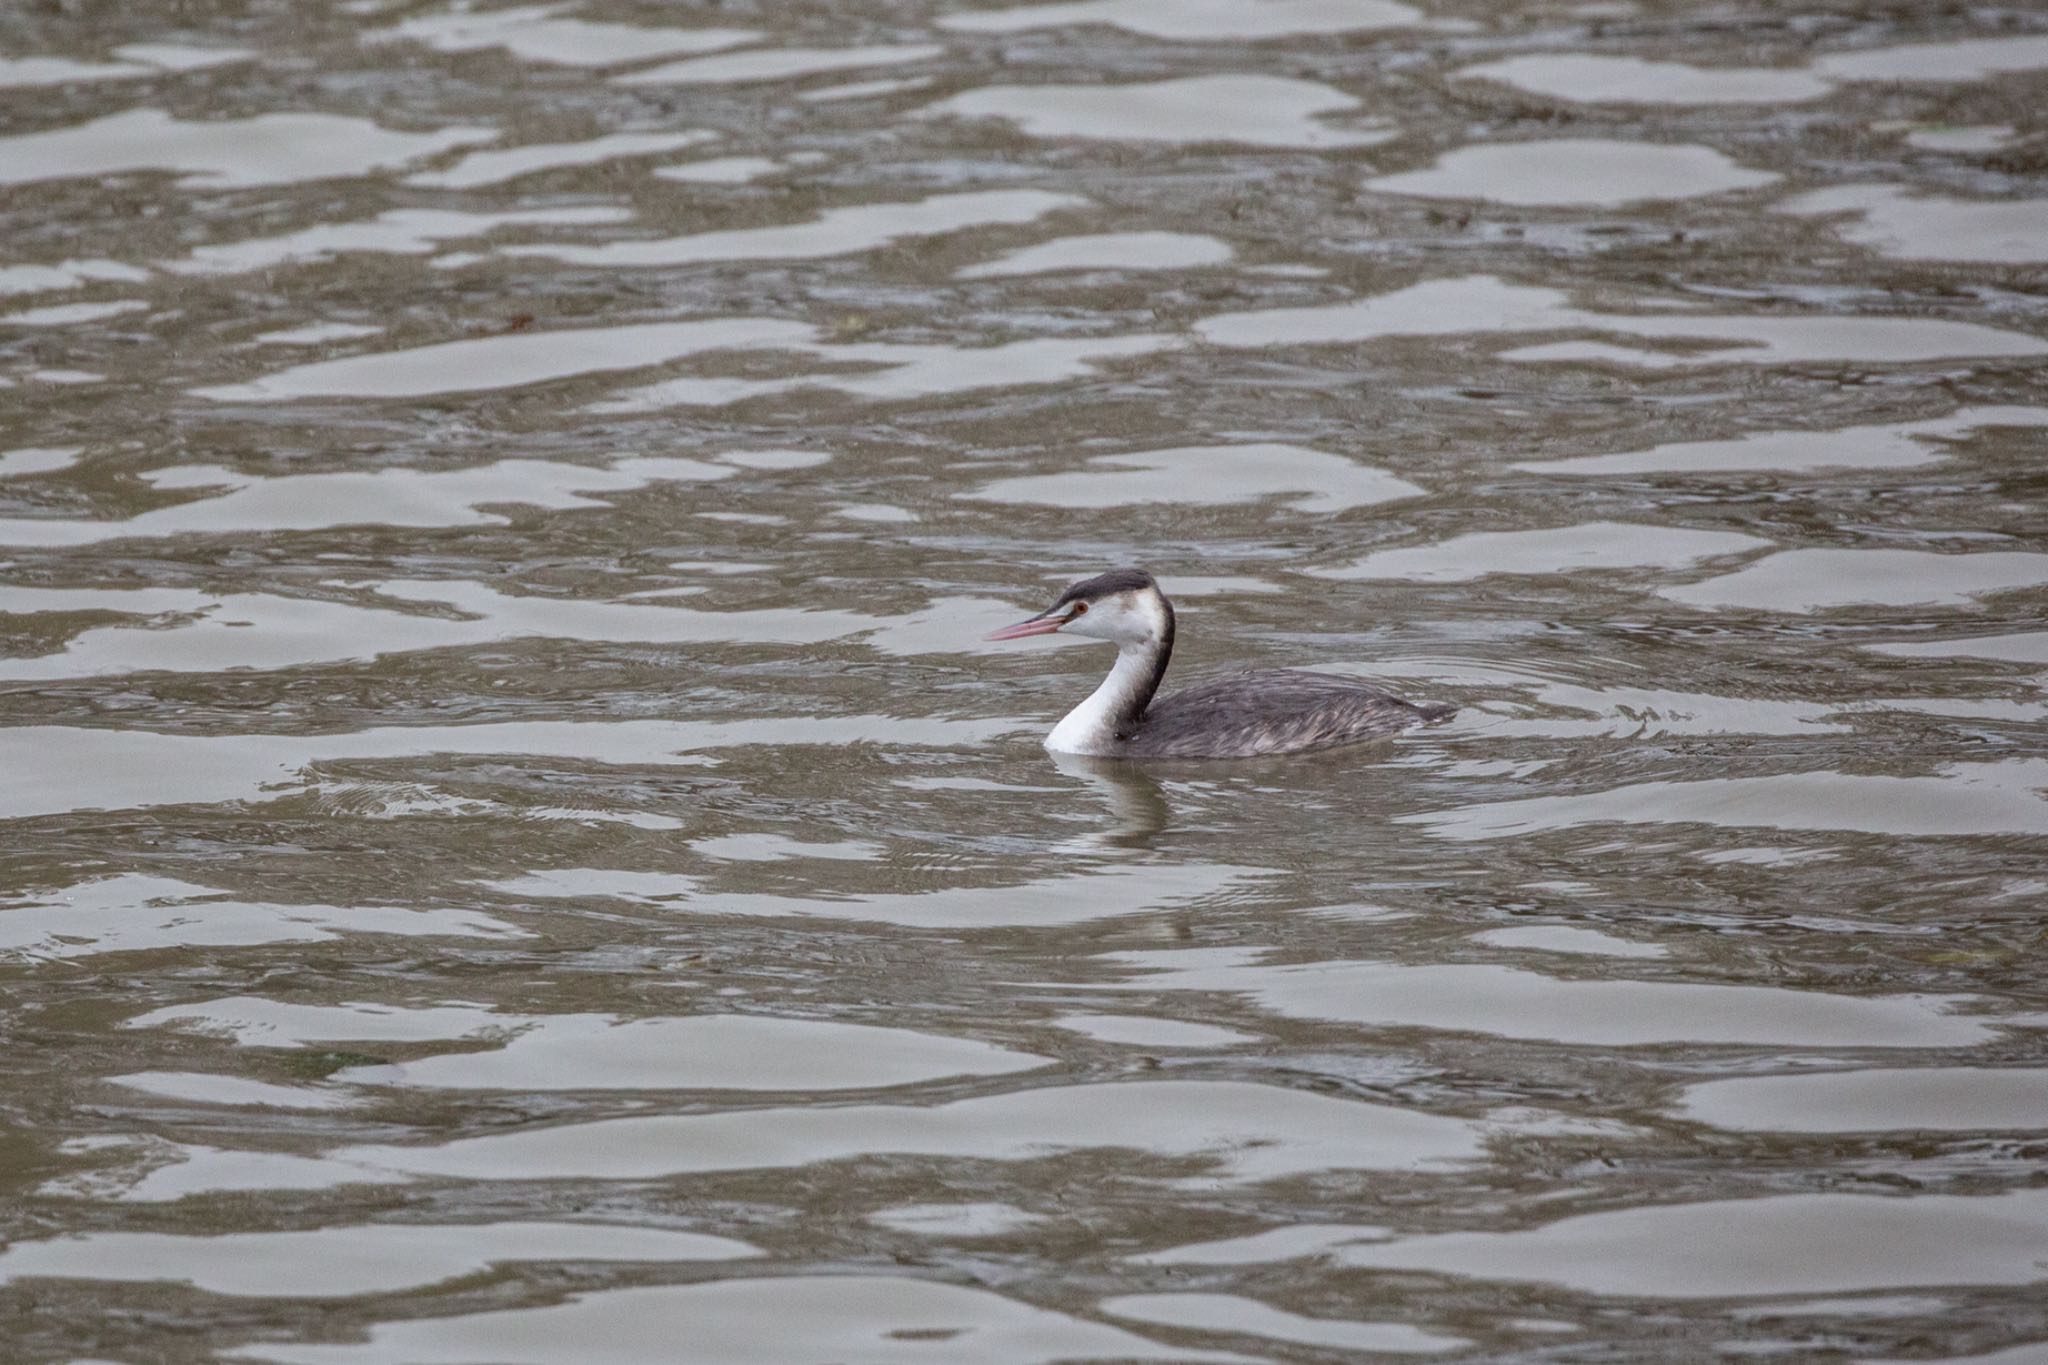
[987,568,1453,759]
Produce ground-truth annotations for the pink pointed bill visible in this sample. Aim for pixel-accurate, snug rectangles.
[985,613,1064,642]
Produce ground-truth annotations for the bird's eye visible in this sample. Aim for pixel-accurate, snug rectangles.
[1070,602,1088,616]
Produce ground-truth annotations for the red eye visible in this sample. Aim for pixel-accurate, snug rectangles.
[1071,602,1088,615]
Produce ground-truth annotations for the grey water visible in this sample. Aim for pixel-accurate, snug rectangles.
[3,1,2047,1361]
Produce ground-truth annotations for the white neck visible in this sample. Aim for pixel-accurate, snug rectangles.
[1045,643,1159,755]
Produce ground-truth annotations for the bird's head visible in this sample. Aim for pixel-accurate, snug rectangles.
[986,568,1172,648]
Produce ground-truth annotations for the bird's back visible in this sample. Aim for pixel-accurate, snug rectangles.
[1120,668,1452,759]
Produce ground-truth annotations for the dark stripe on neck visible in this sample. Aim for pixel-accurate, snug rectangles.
[1111,597,1174,737]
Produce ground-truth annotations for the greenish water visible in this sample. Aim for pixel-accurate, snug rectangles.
[2,2,2047,1361]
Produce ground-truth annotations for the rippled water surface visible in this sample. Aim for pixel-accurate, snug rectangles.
[4,1,2047,1361]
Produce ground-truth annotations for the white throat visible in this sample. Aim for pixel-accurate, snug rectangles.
[1045,643,1157,755]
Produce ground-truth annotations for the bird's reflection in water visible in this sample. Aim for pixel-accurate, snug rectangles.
[1049,751,1173,851]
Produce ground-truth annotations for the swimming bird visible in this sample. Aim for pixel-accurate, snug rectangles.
[987,568,1453,759]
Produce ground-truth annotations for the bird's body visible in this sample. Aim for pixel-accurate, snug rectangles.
[1114,667,1452,759]
[988,569,1451,760]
